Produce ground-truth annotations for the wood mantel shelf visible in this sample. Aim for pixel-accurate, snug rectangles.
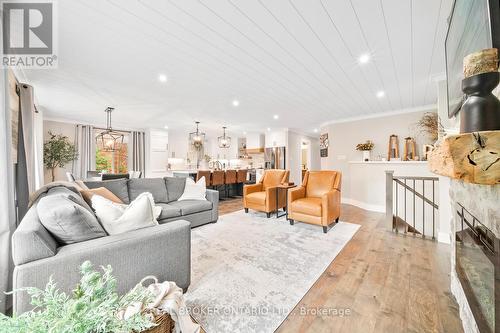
[428,131,499,185]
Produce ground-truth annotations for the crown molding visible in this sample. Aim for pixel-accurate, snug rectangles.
[320,104,437,128]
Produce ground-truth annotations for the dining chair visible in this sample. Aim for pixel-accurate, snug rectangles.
[236,169,248,196]
[211,170,225,199]
[224,170,237,197]
[196,170,212,187]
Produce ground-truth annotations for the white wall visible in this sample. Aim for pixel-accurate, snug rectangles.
[287,131,320,185]
[320,109,435,200]
[43,120,76,183]
[246,132,265,149]
[265,129,287,148]
[348,161,436,213]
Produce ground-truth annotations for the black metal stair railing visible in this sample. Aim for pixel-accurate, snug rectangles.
[385,170,439,240]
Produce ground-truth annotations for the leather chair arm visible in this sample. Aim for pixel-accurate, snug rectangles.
[322,189,341,225]
[243,183,262,196]
[288,186,306,206]
[265,186,278,212]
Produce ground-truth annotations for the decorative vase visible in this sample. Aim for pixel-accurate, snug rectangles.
[460,72,500,133]
[362,150,371,162]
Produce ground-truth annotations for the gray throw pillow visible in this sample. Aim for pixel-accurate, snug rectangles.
[128,178,168,203]
[47,186,95,214]
[164,177,186,202]
[37,194,107,245]
[84,179,130,203]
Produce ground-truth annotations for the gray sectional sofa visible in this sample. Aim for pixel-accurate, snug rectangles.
[84,177,219,227]
[11,177,219,314]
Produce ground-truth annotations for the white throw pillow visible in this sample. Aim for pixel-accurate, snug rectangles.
[92,192,160,235]
[177,176,207,201]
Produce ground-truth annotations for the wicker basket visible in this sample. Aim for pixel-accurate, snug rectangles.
[141,312,175,333]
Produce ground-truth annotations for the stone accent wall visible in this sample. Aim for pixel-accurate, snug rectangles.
[451,272,480,333]
[450,180,500,237]
[449,180,500,332]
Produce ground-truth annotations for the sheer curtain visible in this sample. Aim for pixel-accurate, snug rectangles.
[73,125,95,179]
[0,70,17,314]
[131,131,145,176]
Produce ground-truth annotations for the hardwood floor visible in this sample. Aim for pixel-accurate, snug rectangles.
[218,199,463,333]
[218,197,245,215]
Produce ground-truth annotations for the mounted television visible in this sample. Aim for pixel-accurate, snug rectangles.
[445,0,500,118]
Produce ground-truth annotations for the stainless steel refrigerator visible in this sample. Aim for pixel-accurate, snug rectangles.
[264,147,286,169]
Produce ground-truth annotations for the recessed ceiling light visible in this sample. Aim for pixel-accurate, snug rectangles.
[267,128,271,131]
[232,100,240,107]
[376,91,385,98]
[243,131,247,135]
[313,128,318,133]
[164,125,169,129]
[158,74,167,83]
[273,114,279,120]
[358,53,371,64]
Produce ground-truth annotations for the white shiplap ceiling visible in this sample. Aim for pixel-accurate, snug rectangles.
[21,0,453,134]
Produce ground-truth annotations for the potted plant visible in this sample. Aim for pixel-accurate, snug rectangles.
[43,131,78,182]
[0,261,156,333]
[355,141,374,162]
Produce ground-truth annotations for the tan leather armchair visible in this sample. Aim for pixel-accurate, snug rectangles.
[288,171,341,233]
[243,169,290,218]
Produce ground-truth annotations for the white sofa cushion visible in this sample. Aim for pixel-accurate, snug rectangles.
[92,192,161,235]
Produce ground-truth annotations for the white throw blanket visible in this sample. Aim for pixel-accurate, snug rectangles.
[119,276,200,333]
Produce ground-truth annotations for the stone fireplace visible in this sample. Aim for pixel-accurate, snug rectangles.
[429,131,500,333]
[455,217,497,333]
[451,181,500,333]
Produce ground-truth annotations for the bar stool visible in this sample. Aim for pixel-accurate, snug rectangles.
[225,170,237,198]
[211,170,225,199]
[196,170,211,187]
[236,169,248,196]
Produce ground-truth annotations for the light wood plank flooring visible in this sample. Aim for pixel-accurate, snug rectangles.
[218,198,463,333]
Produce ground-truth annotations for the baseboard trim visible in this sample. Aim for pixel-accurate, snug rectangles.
[342,197,385,213]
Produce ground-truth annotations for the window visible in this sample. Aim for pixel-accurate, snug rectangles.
[94,130,129,174]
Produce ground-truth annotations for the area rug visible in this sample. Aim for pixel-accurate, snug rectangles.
[184,210,360,333]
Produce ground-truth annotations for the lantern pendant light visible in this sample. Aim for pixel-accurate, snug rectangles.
[218,126,231,148]
[96,107,124,152]
[189,121,205,149]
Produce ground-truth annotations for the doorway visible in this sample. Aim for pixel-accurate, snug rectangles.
[301,139,311,181]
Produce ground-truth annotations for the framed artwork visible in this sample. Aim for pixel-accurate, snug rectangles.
[319,133,329,157]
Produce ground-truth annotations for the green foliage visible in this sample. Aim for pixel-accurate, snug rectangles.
[0,261,155,333]
[43,132,78,181]
[95,149,112,173]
